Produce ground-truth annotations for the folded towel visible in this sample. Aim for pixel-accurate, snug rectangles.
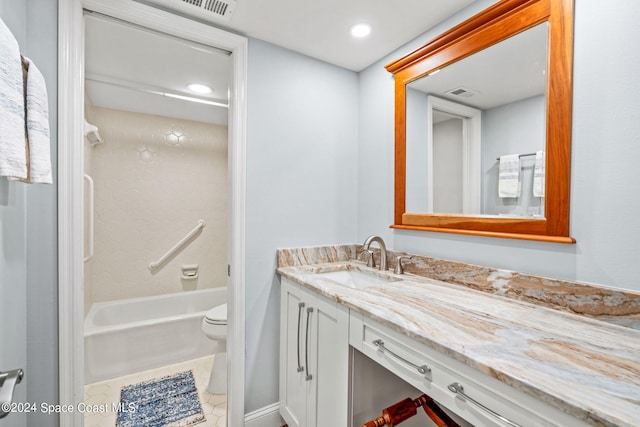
[533,150,545,197]
[498,154,521,198]
[0,18,27,179]
[22,56,52,184]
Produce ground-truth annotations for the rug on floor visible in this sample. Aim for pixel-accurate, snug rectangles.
[116,370,205,427]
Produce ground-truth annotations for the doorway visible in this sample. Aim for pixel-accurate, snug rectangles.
[427,95,481,215]
[58,1,247,426]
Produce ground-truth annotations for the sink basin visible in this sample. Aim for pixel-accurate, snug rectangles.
[315,268,400,289]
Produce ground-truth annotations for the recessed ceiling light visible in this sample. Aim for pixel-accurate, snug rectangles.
[350,23,372,38]
[187,83,213,94]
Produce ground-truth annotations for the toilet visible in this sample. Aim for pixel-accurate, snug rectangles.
[201,303,227,394]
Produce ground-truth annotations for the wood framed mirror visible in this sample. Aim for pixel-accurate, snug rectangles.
[386,0,575,243]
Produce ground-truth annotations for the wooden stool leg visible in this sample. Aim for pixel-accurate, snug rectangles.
[362,393,462,427]
[362,397,418,427]
[415,394,462,427]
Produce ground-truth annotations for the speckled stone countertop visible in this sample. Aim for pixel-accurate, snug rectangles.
[276,245,640,427]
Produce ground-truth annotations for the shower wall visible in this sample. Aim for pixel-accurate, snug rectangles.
[84,104,228,311]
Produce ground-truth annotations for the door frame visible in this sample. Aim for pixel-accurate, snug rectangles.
[57,1,247,425]
[426,95,481,214]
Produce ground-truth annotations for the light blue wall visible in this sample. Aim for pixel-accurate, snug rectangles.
[10,0,640,422]
[482,95,545,216]
[357,0,640,292]
[0,4,28,427]
[24,1,58,426]
[0,1,58,426]
[245,38,359,412]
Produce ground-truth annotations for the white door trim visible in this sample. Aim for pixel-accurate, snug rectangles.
[58,1,247,426]
[426,95,482,214]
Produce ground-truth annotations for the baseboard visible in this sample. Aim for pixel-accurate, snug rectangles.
[244,402,284,427]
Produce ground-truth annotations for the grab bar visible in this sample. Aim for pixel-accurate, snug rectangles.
[148,220,206,271]
[84,174,94,263]
[448,383,521,427]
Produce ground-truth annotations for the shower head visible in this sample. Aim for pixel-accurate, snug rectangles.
[84,120,104,146]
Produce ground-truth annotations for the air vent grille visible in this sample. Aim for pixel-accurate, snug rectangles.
[445,86,480,98]
[204,0,230,15]
[146,0,237,22]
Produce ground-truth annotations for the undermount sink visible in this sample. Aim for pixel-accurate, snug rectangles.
[315,268,401,289]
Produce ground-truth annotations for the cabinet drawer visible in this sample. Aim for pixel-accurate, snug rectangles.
[356,316,589,427]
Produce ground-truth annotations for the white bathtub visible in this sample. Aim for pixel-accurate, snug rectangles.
[84,287,226,384]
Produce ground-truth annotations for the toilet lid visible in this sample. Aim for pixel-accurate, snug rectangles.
[205,304,227,324]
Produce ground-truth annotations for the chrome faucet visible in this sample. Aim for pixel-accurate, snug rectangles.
[362,235,388,271]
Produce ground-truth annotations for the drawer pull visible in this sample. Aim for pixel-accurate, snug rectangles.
[447,382,521,427]
[305,307,314,381]
[373,339,431,375]
[296,302,305,373]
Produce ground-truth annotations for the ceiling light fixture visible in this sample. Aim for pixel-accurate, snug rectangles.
[350,23,372,38]
[187,83,213,94]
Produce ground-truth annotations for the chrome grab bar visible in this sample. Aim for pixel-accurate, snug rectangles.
[296,302,305,373]
[83,174,94,263]
[305,307,314,381]
[448,382,521,427]
[373,339,431,375]
[148,219,206,271]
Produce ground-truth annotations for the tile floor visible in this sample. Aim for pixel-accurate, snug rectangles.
[84,355,226,427]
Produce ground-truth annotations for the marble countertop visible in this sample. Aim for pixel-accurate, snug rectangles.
[277,261,640,427]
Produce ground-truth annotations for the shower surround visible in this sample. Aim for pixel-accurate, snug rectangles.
[84,105,228,312]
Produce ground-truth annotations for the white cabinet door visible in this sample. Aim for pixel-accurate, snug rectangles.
[279,279,308,427]
[279,278,349,427]
[306,288,349,427]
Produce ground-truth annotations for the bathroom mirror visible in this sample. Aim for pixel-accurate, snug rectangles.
[386,0,575,243]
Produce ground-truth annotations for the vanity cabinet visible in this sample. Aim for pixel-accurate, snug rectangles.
[350,313,591,427]
[279,277,350,427]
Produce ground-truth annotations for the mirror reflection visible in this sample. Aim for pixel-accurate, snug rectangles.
[405,22,548,218]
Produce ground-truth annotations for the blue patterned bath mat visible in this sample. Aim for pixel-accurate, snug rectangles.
[116,370,205,427]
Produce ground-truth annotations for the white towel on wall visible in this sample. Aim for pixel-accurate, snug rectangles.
[498,154,521,198]
[533,150,545,197]
[22,57,52,184]
[0,17,27,179]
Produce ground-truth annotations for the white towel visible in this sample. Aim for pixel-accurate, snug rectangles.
[533,150,545,197]
[498,154,521,198]
[0,18,27,179]
[22,57,52,184]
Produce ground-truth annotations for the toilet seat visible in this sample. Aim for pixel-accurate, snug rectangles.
[204,303,227,325]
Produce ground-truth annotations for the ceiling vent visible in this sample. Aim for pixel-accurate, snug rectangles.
[445,86,480,98]
[144,0,238,22]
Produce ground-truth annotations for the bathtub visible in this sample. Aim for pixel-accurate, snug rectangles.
[84,287,226,384]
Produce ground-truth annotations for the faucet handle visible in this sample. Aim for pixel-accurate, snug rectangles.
[394,256,412,275]
[366,250,376,268]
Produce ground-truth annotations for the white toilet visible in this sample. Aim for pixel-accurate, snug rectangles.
[201,303,227,394]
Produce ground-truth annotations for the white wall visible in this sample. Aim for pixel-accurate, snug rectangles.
[245,38,359,412]
[357,0,640,292]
